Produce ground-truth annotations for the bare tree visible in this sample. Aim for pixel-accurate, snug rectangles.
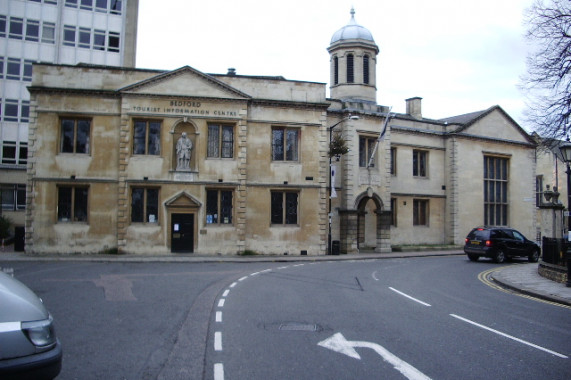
[522,0,571,139]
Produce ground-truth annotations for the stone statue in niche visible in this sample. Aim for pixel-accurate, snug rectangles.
[176,132,193,170]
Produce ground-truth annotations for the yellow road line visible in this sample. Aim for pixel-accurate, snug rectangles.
[478,266,571,309]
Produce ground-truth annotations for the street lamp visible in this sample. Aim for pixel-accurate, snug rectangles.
[328,115,359,255]
[558,139,571,287]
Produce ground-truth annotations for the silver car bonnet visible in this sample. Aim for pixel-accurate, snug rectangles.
[0,272,48,323]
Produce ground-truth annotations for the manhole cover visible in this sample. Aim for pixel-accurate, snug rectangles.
[279,322,318,332]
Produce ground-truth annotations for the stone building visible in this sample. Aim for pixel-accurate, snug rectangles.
[25,9,539,255]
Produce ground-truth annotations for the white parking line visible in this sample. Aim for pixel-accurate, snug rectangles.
[214,363,224,380]
[450,314,568,358]
[389,287,431,307]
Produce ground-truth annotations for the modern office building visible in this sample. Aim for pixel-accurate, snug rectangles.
[1,0,138,233]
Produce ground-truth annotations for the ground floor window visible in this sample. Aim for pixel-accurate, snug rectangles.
[413,199,428,226]
[1,184,25,211]
[58,185,88,222]
[131,187,159,223]
[206,189,233,224]
[271,191,298,225]
[484,156,508,226]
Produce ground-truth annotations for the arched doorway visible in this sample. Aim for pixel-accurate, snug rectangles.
[355,189,391,252]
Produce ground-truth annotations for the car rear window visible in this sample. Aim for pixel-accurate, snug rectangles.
[469,229,490,240]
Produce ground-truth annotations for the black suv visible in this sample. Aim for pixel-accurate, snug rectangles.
[464,227,540,263]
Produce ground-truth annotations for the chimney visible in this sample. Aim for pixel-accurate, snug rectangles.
[405,97,422,119]
[227,68,236,76]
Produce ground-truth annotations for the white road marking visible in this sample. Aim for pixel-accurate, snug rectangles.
[218,299,225,307]
[293,264,305,267]
[216,311,222,322]
[389,287,431,307]
[214,331,222,351]
[214,363,224,380]
[372,271,379,281]
[229,282,237,288]
[450,314,568,359]
[278,266,289,270]
[319,333,431,380]
[238,276,248,281]
[251,271,261,276]
[222,289,230,297]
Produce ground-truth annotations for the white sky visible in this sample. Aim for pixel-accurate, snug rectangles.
[136,0,535,128]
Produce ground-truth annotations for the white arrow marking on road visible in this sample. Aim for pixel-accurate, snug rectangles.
[318,333,432,380]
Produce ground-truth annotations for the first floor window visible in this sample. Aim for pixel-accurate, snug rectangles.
[206,189,233,224]
[41,22,55,44]
[391,198,397,226]
[63,25,76,46]
[131,188,159,223]
[390,147,397,175]
[1,184,26,211]
[413,199,429,226]
[94,29,106,50]
[359,136,376,167]
[25,19,40,42]
[58,186,88,222]
[207,124,234,158]
[272,127,299,161]
[4,99,19,122]
[271,191,298,225]
[61,118,91,154]
[484,156,509,225]
[413,149,428,177]
[108,31,120,52]
[535,175,543,207]
[133,120,161,155]
[2,141,16,164]
[1,141,25,165]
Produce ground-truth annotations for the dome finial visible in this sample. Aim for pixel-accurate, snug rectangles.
[349,7,356,24]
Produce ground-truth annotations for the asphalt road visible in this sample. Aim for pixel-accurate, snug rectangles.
[2,256,569,379]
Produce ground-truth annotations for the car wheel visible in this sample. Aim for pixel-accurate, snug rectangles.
[528,250,539,263]
[494,249,505,263]
[467,254,479,262]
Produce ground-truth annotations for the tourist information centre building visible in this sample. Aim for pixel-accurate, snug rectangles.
[25,11,538,255]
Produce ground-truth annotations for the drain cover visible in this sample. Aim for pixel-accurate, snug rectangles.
[279,322,318,332]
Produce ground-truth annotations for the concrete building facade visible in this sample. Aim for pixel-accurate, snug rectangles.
[1,0,138,231]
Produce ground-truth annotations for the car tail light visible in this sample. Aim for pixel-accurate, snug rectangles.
[485,240,492,247]
[465,238,469,243]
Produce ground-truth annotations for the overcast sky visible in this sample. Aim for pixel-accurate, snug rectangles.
[136,0,535,128]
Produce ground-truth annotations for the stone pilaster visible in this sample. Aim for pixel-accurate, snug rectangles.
[339,209,359,254]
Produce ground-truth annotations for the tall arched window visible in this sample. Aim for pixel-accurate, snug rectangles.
[346,54,354,83]
[334,56,339,85]
[363,55,370,84]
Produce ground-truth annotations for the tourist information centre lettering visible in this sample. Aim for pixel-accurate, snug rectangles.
[131,100,239,117]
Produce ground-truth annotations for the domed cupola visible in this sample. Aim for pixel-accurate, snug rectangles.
[330,8,375,44]
[328,8,379,103]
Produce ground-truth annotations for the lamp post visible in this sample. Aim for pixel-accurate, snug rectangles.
[328,115,359,255]
[558,140,571,287]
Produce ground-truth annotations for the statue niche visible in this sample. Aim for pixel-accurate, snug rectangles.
[173,121,196,172]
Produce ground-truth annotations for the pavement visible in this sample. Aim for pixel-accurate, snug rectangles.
[1,245,570,307]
